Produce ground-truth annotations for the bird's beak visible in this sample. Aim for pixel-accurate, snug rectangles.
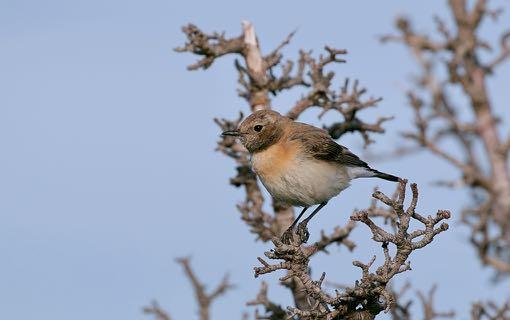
[221,130,241,137]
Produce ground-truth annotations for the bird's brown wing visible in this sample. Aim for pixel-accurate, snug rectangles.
[287,122,370,168]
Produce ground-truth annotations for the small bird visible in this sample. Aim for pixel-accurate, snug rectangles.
[222,110,399,243]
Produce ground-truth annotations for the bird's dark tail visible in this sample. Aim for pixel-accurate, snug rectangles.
[370,169,399,182]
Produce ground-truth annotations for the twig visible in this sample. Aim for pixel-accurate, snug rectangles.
[254,180,450,319]
[382,0,510,276]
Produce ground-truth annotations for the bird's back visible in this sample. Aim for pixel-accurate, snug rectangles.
[287,122,371,170]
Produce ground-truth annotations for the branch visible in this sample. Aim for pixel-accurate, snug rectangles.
[312,220,357,254]
[254,180,451,319]
[143,301,172,320]
[175,24,244,70]
[176,257,233,320]
[387,283,455,320]
[417,285,455,320]
[388,283,413,320]
[178,22,391,149]
[143,258,232,320]
[214,114,277,241]
[383,1,510,275]
[246,281,287,320]
[471,300,510,320]
[177,21,396,310]
[486,32,510,71]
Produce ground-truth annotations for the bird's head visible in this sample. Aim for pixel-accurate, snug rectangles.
[222,110,287,153]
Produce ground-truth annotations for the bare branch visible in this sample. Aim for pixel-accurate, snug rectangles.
[177,21,398,311]
[143,301,172,320]
[176,258,233,320]
[487,32,510,71]
[175,18,454,320]
[471,300,510,320]
[254,180,450,319]
[417,285,455,320]
[383,0,510,275]
[387,283,455,320]
[175,24,244,70]
[312,220,357,254]
[143,258,232,320]
[246,282,287,320]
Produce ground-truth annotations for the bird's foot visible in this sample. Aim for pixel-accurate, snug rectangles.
[281,227,295,245]
[296,221,310,243]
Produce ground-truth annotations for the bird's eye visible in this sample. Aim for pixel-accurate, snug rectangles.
[254,125,263,132]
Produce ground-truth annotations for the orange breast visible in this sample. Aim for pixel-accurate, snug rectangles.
[251,140,300,180]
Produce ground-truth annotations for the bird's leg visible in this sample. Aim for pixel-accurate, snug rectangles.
[281,206,308,244]
[296,201,328,243]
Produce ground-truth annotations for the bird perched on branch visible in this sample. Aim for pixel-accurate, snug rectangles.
[222,110,399,243]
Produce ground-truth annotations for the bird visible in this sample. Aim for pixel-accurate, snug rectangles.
[222,109,399,243]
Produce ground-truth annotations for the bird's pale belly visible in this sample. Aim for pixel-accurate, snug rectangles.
[252,154,350,207]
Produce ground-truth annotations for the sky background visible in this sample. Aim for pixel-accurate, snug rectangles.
[1,0,510,319]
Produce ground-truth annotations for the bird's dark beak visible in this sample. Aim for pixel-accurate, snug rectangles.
[221,130,241,137]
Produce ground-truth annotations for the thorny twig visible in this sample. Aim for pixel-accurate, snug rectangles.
[382,0,510,275]
[246,281,287,320]
[143,258,233,320]
[471,300,510,320]
[312,220,357,254]
[143,301,172,320]
[177,22,390,148]
[173,19,452,320]
[177,20,393,253]
[388,283,413,320]
[417,285,456,320]
[214,114,276,241]
[150,2,508,318]
[254,180,450,319]
[387,283,455,320]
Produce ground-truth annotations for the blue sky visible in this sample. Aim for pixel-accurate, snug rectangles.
[1,1,509,319]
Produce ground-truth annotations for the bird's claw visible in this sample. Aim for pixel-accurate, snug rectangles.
[281,227,295,245]
[280,221,311,244]
[296,221,310,243]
